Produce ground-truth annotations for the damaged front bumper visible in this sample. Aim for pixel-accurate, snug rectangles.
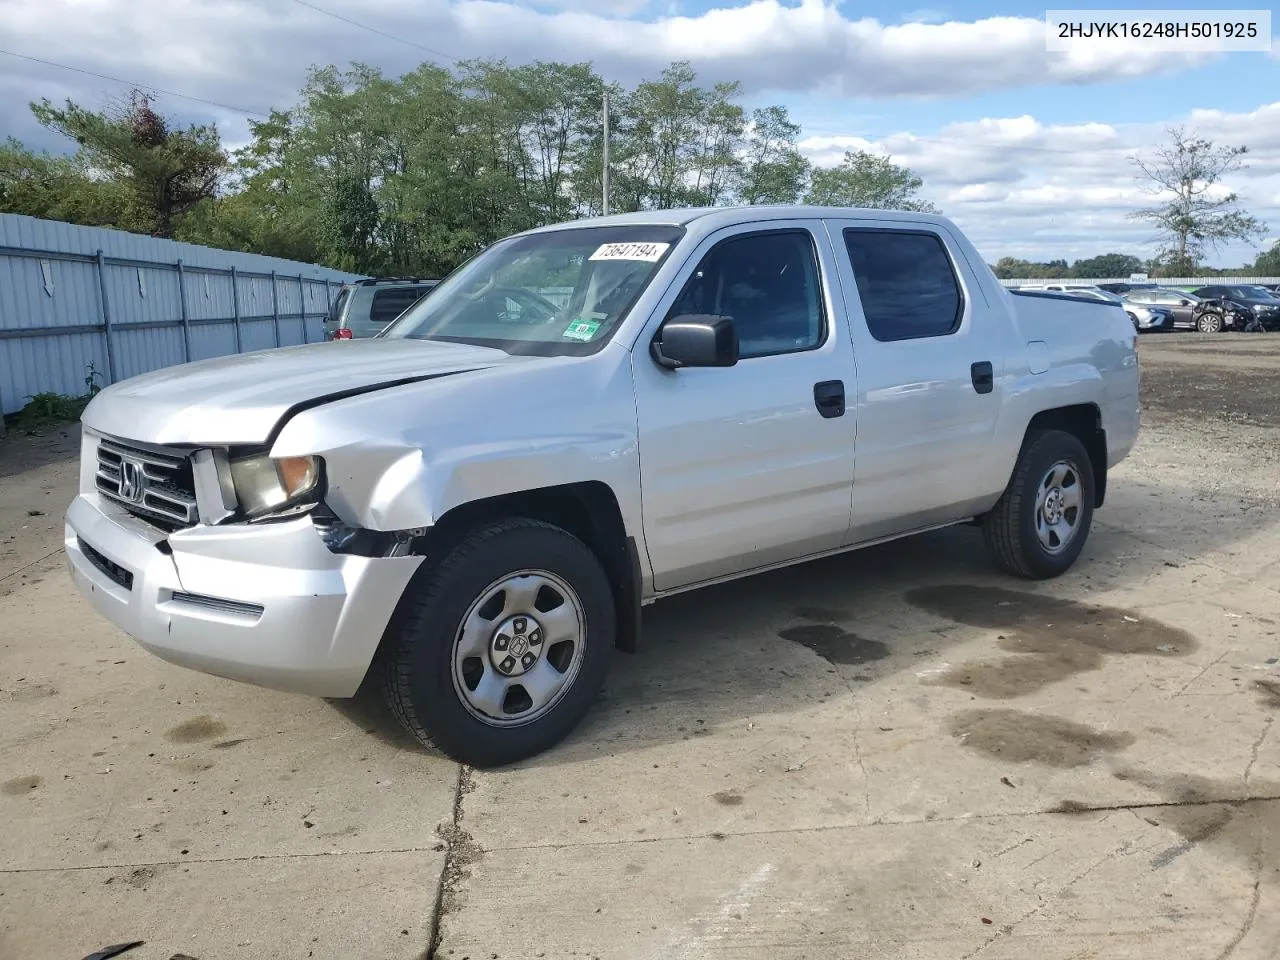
[64,493,423,698]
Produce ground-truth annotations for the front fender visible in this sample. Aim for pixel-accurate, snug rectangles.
[268,347,644,538]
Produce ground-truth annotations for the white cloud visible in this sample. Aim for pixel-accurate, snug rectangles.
[799,102,1280,266]
[0,0,1216,147]
[0,0,1261,265]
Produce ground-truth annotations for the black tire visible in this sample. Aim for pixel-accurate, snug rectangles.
[381,518,615,767]
[982,429,1095,580]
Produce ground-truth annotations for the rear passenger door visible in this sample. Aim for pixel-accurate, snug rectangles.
[826,219,1005,544]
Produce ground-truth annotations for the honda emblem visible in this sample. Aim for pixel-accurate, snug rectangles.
[118,458,144,502]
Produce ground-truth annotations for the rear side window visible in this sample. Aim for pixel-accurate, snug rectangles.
[842,229,963,341]
[328,287,350,323]
[370,287,430,325]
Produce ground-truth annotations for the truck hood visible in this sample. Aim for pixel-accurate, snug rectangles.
[81,339,531,446]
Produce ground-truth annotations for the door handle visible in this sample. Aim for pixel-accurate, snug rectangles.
[970,361,994,395]
[813,380,845,418]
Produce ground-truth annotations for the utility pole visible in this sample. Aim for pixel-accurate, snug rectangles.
[602,88,611,216]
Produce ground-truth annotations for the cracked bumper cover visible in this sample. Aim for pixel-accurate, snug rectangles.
[64,493,423,698]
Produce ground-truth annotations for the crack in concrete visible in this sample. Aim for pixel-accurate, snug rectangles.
[960,837,1134,960]
[426,764,476,960]
[478,793,1280,855]
[1176,650,1230,697]
[1214,869,1262,960]
[4,793,1276,879]
[0,548,60,585]
[0,845,450,875]
[1243,717,1273,784]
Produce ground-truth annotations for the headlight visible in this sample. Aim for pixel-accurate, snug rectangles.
[229,454,321,519]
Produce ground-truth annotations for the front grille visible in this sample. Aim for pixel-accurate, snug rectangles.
[96,437,198,530]
[79,538,134,590]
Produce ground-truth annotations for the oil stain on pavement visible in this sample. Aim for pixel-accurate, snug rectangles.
[780,608,890,665]
[165,716,228,743]
[949,708,1136,767]
[905,585,1197,699]
[2,774,42,796]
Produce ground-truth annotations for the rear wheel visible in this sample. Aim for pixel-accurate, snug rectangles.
[381,518,615,767]
[982,429,1095,579]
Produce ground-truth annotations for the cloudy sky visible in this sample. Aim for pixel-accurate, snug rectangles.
[2,0,1278,266]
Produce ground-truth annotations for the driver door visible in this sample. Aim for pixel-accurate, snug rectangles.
[630,222,857,591]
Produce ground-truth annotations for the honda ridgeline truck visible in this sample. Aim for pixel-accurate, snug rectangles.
[65,206,1140,767]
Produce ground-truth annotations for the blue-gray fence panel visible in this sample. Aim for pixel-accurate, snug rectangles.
[0,213,364,416]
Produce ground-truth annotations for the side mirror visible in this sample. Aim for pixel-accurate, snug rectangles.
[652,314,739,369]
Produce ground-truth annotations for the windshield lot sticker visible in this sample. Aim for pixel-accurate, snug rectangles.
[562,318,602,341]
[589,242,670,262]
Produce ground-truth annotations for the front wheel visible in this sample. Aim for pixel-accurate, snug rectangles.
[982,429,1095,579]
[381,518,615,767]
[1196,312,1223,333]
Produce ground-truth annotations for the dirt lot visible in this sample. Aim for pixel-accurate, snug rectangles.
[2,333,1279,960]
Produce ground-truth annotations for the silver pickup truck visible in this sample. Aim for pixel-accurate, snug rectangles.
[65,206,1140,766]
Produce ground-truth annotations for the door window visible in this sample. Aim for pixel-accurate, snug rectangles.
[666,230,825,359]
[842,229,963,341]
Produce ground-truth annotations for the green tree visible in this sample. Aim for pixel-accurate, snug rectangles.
[804,149,937,212]
[1129,126,1265,271]
[3,59,846,275]
[31,91,226,237]
[0,138,135,227]
[1071,253,1144,278]
[737,106,809,204]
[990,256,1069,279]
[611,62,745,211]
[1253,241,1280,275]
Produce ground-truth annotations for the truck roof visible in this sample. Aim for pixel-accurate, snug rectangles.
[516,205,955,237]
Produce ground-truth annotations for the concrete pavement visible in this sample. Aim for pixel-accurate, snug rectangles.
[3,339,1279,959]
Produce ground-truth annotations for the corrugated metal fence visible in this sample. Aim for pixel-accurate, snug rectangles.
[0,213,364,419]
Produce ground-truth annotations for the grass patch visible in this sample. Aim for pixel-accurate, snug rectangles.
[2,362,102,436]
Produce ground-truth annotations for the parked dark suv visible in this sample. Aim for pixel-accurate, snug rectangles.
[1190,285,1280,332]
[325,277,439,340]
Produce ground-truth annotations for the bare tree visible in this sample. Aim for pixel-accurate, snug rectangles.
[1128,126,1265,273]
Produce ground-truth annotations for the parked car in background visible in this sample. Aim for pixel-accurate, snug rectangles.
[1032,282,1110,296]
[1190,285,1280,331]
[1026,284,1169,331]
[325,277,440,340]
[1036,285,1172,332]
[1097,281,1159,296]
[1118,297,1175,333]
[1124,288,1234,332]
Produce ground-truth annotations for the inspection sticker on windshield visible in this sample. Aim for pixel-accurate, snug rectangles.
[589,242,670,262]
[562,318,602,341]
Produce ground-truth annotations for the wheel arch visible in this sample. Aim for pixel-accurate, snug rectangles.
[386,481,642,655]
[1023,404,1108,508]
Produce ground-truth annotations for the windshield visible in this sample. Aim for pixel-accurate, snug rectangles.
[381,225,685,355]
[1228,286,1276,300]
